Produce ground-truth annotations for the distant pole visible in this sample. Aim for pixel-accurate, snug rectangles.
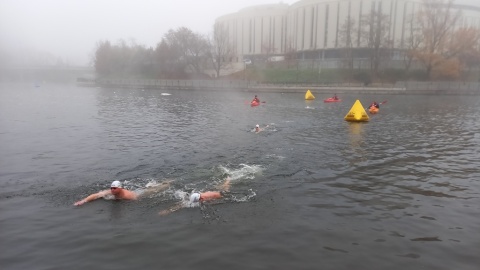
[244,60,246,82]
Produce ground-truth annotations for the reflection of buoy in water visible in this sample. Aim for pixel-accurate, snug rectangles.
[305,89,315,100]
[344,100,369,122]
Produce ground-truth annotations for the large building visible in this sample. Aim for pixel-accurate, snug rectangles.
[216,0,480,66]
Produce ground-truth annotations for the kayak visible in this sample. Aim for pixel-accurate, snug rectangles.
[324,98,341,103]
[368,106,379,114]
[251,101,260,107]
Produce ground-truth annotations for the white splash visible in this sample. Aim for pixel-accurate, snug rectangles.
[218,163,263,180]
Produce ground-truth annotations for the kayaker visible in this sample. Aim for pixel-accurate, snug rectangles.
[252,95,260,103]
[333,94,338,100]
[369,101,380,109]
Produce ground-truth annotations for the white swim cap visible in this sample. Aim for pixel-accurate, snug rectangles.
[111,180,122,188]
[190,192,201,203]
[256,124,260,128]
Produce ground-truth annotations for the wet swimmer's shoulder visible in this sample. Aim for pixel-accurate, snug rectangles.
[159,179,231,216]
[74,180,137,206]
[137,180,174,198]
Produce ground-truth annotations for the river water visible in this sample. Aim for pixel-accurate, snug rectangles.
[1,82,479,270]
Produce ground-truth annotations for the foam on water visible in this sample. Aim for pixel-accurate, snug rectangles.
[218,163,263,180]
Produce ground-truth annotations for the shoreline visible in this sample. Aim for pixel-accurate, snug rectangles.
[77,79,480,95]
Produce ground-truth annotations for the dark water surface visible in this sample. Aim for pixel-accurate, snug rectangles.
[1,82,479,270]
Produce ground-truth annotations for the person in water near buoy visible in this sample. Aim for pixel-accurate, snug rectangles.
[74,180,171,206]
[252,95,260,103]
[159,178,231,216]
[369,101,380,109]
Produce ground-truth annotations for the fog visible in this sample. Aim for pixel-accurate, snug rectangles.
[0,0,477,67]
[0,0,297,66]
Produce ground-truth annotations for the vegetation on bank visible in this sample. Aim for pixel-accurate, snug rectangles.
[223,66,479,85]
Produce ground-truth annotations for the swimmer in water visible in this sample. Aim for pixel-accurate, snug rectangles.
[159,177,231,216]
[74,180,172,206]
[254,124,270,133]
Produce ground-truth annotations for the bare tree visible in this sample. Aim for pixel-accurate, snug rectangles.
[446,26,480,79]
[338,16,356,77]
[402,13,423,73]
[359,8,392,80]
[284,37,297,69]
[210,22,234,78]
[155,39,184,78]
[94,40,112,77]
[414,0,461,79]
[163,27,210,75]
[262,42,277,63]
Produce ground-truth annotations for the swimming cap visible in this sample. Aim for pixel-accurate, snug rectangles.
[111,180,122,188]
[256,124,260,128]
[190,192,201,203]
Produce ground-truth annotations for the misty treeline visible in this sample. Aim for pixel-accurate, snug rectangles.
[336,0,480,80]
[93,0,480,82]
[93,24,232,79]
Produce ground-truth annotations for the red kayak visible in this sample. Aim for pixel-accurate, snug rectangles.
[324,98,342,103]
[251,101,260,107]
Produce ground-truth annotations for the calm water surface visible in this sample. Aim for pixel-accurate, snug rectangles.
[1,82,479,270]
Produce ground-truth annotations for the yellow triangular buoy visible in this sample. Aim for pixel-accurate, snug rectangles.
[305,89,315,100]
[344,100,369,122]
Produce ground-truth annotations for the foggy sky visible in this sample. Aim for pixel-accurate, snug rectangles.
[0,0,478,66]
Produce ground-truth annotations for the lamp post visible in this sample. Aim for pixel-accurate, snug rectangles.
[244,60,246,82]
[243,59,251,87]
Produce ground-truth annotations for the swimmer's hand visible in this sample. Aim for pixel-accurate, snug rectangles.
[74,199,86,206]
[159,203,182,216]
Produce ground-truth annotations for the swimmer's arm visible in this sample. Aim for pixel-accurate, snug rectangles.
[140,180,173,198]
[219,177,231,192]
[159,203,183,216]
[74,190,109,206]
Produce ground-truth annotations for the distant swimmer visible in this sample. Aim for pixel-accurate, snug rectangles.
[159,178,231,216]
[74,180,172,206]
[254,124,270,133]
